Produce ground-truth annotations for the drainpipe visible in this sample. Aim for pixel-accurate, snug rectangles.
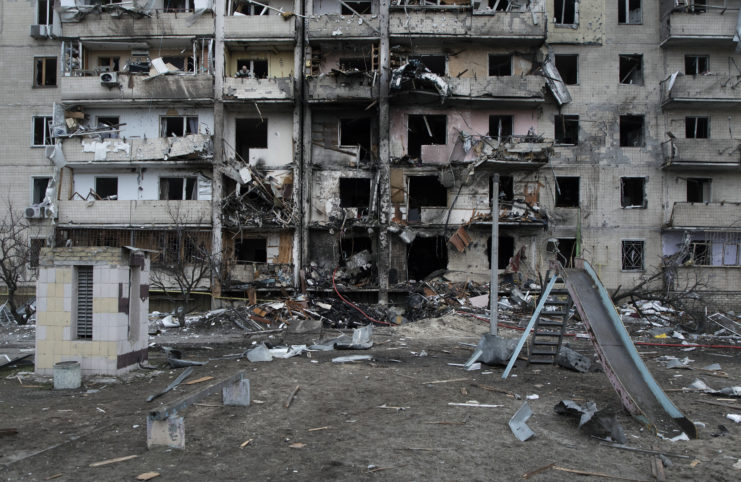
[490,174,499,335]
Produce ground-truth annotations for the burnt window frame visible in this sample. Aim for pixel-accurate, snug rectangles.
[33,57,57,88]
[29,238,45,269]
[685,116,709,139]
[555,176,580,208]
[619,54,644,85]
[619,115,645,147]
[554,114,579,145]
[554,54,578,85]
[341,0,372,15]
[408,176,448,209]
[620,177,647,209]
[339,117,373,161]
[685,55,709,75]
[618,0,642,25]
[621,240,645,271]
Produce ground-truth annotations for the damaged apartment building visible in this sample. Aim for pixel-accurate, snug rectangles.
[4,0,741,309]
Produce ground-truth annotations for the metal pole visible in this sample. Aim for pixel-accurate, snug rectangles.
[490,174,499,335]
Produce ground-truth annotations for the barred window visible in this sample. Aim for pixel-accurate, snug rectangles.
[622,240,644,271]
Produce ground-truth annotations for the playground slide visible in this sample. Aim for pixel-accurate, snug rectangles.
[562,259,697,438]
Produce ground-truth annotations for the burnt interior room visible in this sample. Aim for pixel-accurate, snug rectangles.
[408,176,447,222]
[339,118,372,161]
[407,236,448,281]
[407,115,446,158]
[339,177,371,208]
[340,236,372,259]
[235,238,267,263]
[236,118,268,161]
[489,175,514,203]
[487,235,515,269]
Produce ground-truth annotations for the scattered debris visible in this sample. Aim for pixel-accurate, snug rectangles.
[136,472,161,481]
[88,454,139,468]
[727,414,741,423]
[332,355,372,363]
[556,346,592,373]
[448,402,503,408]
[554,400,627,444]
[146,366,194,402]
[285,385,300,408]
[509,402,535,441]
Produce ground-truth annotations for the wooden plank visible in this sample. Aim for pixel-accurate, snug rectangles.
[89,454,138,467]
[277,232,293,264]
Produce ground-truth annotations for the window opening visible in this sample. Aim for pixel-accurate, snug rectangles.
[160,177,197,200]
[33,177,51,205]
[235,238,267,263]
[688,241,711,265]
[407,236,448,281]
[488,54,512,76]
[98,56,120,72]
[685,55,709,75]
[339,178,371,208]
[160,116,198,137]
[95,177,118,199]
[408,55,446,76]
[620,177,646,208]
[554,115,579,145]
[489,175,514,203]
[235,118,268,162]
[619,54,643,84]
[76,266,93,339]
[32,116,53,146]
[554,0,577,25]
[488,0,510,11]
[96,116,120,139]
[233,0,270,15]
[488,115,513,141]
[236,59,268,78]
[686,178,711,203]
[555,176,579,207]
[163,0,189,13]
[162,56,194,72]
[548,238,576,268]
[620,115,644,146]
[341,0,371,14]
[622,240,644,270]
[37,0,53,25]
[339,57,371,71]
[685,117,709,139]
[340,237,372,259]
[407,115,446,159]
[34,58,57,87]
[487,236,514,269]
[618,0,641,24]
[339,118,372,161]
[554,55,578,85]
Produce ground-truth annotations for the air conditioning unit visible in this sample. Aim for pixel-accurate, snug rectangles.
[100,72,118,86]
[25,206,43,219]
[30,25,48,39]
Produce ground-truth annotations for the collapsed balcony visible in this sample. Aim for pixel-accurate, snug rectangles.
[221,166,296,228]
[661,138,741,170]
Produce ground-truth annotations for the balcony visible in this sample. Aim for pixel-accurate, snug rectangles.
[387,10,545,42]
[60,11,214,38]
[661,74,741,108]
[307,14,380,39]
[662,138,741,170]
[224,14,295,40]
[60,73,214,104]
[223,77,293,101]
[60,135,213,165]
[667,202,741,229]
[389,10,468,37]
[56,200,212,227]
[469,10,545,42]
[448,75,546,101]
[660,1,741,47]
[306,74,379,102]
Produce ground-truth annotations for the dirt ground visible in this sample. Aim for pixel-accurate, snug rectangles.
[1,314,740,481]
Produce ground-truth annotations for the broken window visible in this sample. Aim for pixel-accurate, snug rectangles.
[487,236,515,269]
[618,0,641,24]
[97,116,120,139]
[160,116,198,137]
[554,54,578,85]
[621,240,644,271]
[95,177,118,199]
[548,238,576,268]
[339,178,371,208]
[29,238,45,268]
[162,56,194,72]
[32,177,51,205]
[685,55,709,75]
[236,59,268,78]
[159,177,197,201]
[408,236,448,281]
[407,115,446,159]
[619,54,643,85]
[490,175,514,203]
[339,57,371,71]
[620,177,646,208]
[75,266,94,340]
[233,0,270,15]
[341,0,372,15]
[409,55,446,76]
[409,176,447,207]
[685,117,709,139]
[488,115,513,140]
[339,118,372,161]
[36,0,52,25]
[687,178,711,203]
[163,0,189,13]
[340,237,372,259]
[235,238,267,263]
[32,116,53,146]
[554,115,579,145]
[34,57,56,87]
[488,0,510,10]
[555,176,579,207]
[488,54,512,76]
[235,118,268,162]
[554,0,577,25]
[98,56,120,72]
[688,241,711,265]
[620,115,644,147]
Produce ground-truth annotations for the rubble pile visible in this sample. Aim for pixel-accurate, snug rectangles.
[221,167,295,228]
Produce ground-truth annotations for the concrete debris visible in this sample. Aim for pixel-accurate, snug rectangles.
[554,400,627,444]
[391,59,451,103]
[332,355,372,363]
[555,345,592,373]
[310,324,373,351]
[467,333,518,367]
[509,402,535,441]
[683,379,741,397]
[727,414,741,423]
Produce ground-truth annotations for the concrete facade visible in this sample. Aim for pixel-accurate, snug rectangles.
[2,0,741,308]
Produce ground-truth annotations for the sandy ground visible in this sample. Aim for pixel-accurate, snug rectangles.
[1,313,740,481]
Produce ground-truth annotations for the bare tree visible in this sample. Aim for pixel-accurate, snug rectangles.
[149,205,217,327]
[0,203,35,325]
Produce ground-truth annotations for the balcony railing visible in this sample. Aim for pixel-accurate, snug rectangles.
[60,11,214,37]
[668,202,741,228]
[388,9,545,41]
[306,74,379,101]
[224,14,296,39]
[223,77,293,100]
[60,73,214,103]
[307,14,380,39]
[661,138,741,170]
[56,200,212,226]
[60,135,213,165]
[447,75,546,100]
[661,73,741,107]
[660,0,741,46]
